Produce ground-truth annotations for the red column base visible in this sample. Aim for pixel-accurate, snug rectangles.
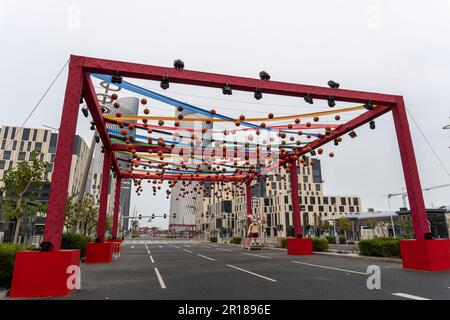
[9,250,80,298]
[287,238,313,255]
[106,240,122,253]
[400,239,450,271]
[85,242,113,263]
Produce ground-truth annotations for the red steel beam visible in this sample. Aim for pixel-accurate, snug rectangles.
[289,158,302,237]
[76,55,398,106]
[120,172,249,182]
[392,97,430,240]
[82,73,121,175]
[112,177,121,239]
[246,180,253,234]
[43,58,84,250]
[96,149,112,241]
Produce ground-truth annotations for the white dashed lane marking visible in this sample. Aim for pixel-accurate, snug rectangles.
[227,264,277,282]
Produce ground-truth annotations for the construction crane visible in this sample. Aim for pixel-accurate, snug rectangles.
[386,184,450,209]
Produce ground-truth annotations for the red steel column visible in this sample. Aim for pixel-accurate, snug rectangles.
[96,149,112,241]
[43,59,84,250]
[392,97,430,240]
[245,180,253,234]
[112,176,121,239]
[289,158,302,237]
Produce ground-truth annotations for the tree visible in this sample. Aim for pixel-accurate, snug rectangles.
[323,220,331,233]
[64,192,80,231]
[78,194,98,236]
[337,217,352,238]
[0,151,48,243]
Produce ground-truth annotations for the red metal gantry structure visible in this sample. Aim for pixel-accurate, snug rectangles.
[9,55,450,298]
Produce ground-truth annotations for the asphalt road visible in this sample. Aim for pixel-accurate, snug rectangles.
[63,238,450,300]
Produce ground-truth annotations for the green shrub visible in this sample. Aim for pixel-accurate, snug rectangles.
[312,238,329,252]
[347,241,355,244]
[61,232,92,258]
[0,243,34,288]
[339,236,347,244]
[210,237,217,243]
[326,236,336,244]
[358,237,401,258]
[280,237,295,248]
[231,237,242,244]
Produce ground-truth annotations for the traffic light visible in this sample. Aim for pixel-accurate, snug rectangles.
[172,213,176,219]
[152,213,155,219]
[139,214,142,220]
[163,214,167,219]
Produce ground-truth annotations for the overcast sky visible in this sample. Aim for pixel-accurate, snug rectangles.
[1,0,449,229]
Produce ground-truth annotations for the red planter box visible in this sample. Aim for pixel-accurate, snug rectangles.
[85,242,113,264]
[106,240,122,253]
[287,238,313,255]
[9,250,80,298]
[400,239,450,271]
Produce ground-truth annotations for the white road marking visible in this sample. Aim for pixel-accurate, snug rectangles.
[183,249,193,253]
[197,254,216,261]
[174,246,181,249]
[147,249,151,254]
[392,293,430,300]
[216,248,233,252]
[159,245,163,248]
[131,246,134,249]
[291,261,367,275]
[154,268,166,289]
[242,252,271,259]
[149,255,155,263]
[227,264,277,282]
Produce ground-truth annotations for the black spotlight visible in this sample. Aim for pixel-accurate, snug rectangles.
[327,80,340,89]
[364,100,375,110]
[79,94,84,104]
[310,150,316,156]
[101,146,105,153]
[39,241,53,251]
[174,59,184,70]
[160,76,170,90]
[304,94,313,104]
[111,71,122,84]
[334,139,339,146]
[222,83,232,95]
[369,120,376,130]
[327,96,336,108]
[254,87,262,100]
[81,106,89,118]
[259,71,271,81]
[95,135,100,143]
[349,130,357,138]
[90,121,96,131]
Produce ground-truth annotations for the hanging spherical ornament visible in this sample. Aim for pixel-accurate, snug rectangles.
[177,106,184,112]
[120,129,127,136]
[158,120,164,126]
[113,102,120,109]
[335,115,341,121]
[143,108,150,115]
[141,98,147,105]
[336,136,342,142]
[174,121,180,127]
[307,134,312,139]
[235,121,241,127]
[306,122,311,127]
[313,116,319,122]
[177,114,184,120]
[239,115,245,121]
[329,152,335,157]
[297,130,303,136]
[295,118,300,124]
[210,109,216,115]
[116,112,122,118]
[111,93,118,100]
[128,124,135,131]
[260,122,266,128]
[268,113,274,119]
[287,124,293,129]
[318,148,323,155]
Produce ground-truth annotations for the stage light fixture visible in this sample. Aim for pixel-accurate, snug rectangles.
[79,95,84,104]
[259,71,270,80]
[111,71,122,84]
[90,121,96,131]
[364,100,375,110]
[254,87,262,100]
[327,97,335,108]
[327,80,340,89]
[222,83,232,95]
[174,59,185,70]
[349,130,357,138]
[81,106,89,118]
[310,150,316,156]
[334,139,339,146]
[95,135,100,143]
[160,76,170,90]
[369,120,376,130]
[304,94,313,104]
